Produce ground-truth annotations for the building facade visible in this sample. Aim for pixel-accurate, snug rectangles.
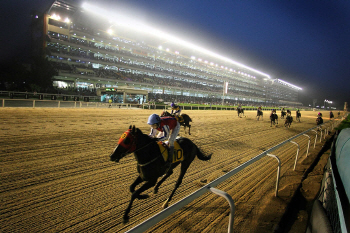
[33,0,302,106]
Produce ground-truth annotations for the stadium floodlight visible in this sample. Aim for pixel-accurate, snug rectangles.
[81,2,271,79]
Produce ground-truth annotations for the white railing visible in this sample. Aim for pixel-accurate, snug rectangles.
[125,119,341,233]
[1,99,130,108]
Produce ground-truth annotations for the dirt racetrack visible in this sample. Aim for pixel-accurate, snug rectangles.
[0,108,341,233]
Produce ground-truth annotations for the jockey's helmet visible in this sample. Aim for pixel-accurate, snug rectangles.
[171,102,175,108]
[147,114,161,125]
[318,112,321,116]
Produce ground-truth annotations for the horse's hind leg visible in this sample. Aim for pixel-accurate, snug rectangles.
[123,179,157,223]
[154,169,174,194]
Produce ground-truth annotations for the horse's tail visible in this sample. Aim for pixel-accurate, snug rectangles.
[182,114,192,122]
[196,146,212,161]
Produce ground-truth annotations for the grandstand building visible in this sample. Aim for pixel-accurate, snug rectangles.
[32,0,302,106]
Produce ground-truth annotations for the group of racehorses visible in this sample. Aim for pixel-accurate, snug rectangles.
[252,108,300,127]
[267,109,300,127]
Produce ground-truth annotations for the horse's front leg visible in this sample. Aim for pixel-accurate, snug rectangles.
[188,125,191,135]
[130,175,143,193]
[123,179,157,223]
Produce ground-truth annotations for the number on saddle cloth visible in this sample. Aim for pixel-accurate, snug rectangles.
[156,141,184,163]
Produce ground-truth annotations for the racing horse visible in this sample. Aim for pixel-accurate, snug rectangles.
[281,109,286,119]
[110,125,212,223]
[237,107,245,118]
[161,111,192,135]
[270,111,278,127]
[296,110,301,122]
[284,115,293,127]
[257,109,263,121]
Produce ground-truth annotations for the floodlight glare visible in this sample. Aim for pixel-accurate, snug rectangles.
[278,79,302,90]
[82,2,271,79]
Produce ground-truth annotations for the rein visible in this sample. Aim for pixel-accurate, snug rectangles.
[138,156,160,167]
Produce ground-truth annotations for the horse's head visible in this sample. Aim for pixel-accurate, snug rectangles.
[110,125,137,162]
[161,111,171,117]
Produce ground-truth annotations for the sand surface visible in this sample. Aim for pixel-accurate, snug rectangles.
[0,108,339,232]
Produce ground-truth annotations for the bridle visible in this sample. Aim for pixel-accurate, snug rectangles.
[118,131,161,166]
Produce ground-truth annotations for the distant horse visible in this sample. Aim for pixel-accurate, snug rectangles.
[237,107,245,118]
[285,115,293,128]
[161,111,192,135]
[257,109,263,121]
[110,125,212,222]
[270,112,278,126]
[296,111,301,122]
[281,110,286,119]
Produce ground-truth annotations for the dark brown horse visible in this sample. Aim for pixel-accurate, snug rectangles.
[110,125,211,223]
[270,112,278,126]
[237,107,245,118]
[296,111,301,122]
[284,115,293,127]
[281,110,286,119]
[161,111,192,135]
[257,109,263,121]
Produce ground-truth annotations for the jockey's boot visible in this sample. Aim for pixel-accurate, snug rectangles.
[165,146,174,171]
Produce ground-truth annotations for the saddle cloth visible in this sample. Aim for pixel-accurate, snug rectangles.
[157,141,184,164]
[175,115,184,123]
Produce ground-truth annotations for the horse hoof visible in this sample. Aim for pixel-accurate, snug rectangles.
[137,194,149,199]
[162,199,169,209]
[123,216,130,224]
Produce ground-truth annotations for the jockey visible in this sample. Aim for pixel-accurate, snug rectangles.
[330,111,334,119]
[147,113,180,168]
[316,112,323,125]
[270,109,276,117]
[170,102,182,116]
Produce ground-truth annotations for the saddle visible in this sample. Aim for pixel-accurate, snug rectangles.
[157,141,184,164]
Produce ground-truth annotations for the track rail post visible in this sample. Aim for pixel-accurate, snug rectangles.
[266,154,281,196]
[209,187,235,233]
[302,134,311,157]
[311,130,318,148]
[290,141,300,171]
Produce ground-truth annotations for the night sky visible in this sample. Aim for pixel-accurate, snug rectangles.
[1,0,349,109]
